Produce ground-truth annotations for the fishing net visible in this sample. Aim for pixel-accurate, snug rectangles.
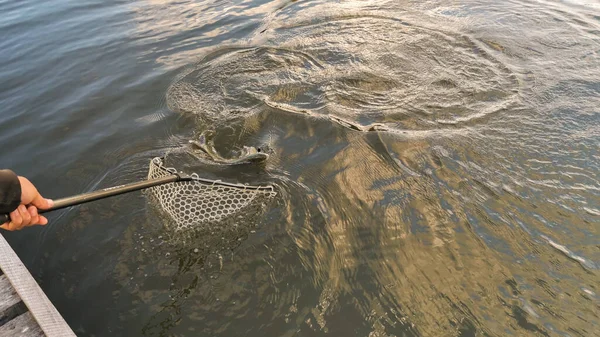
[147,157,276,231]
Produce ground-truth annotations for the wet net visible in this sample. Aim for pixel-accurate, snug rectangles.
[147,157,276,231]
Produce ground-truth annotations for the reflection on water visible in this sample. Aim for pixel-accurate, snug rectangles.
[160,1,600,336]
[1,0,599,336]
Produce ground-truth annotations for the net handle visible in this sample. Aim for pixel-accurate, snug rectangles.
[0,170,274,223]
[0,174,183,223]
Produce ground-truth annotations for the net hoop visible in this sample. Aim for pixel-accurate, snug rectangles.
[147,157,276,231]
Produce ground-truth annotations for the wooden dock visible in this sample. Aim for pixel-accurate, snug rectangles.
[0,234,75,337]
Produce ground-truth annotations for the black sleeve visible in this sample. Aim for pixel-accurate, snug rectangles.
[0,170,21,214]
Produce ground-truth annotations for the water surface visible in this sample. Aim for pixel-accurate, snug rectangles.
[0,0,599,336]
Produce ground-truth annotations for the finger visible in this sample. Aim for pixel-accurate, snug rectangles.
[18,205,31,227]
[38,216,48,226]
[27,206,38,216]
[30,195,53,210]
[0,223,15,231]
[27,206,41,226]
[17,176,37,205]
[2,221,17,231]
[10,209,22,229]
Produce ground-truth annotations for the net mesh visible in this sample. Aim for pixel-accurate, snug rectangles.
[147,157,276,231]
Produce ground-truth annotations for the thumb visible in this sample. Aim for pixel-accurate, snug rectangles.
[30,195,54,210]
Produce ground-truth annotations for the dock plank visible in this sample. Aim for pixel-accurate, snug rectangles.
[0,275,20,313]
[0,234,75,337]
[0,312,44,337]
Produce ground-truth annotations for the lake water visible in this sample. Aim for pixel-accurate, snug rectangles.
[1,0,599,336]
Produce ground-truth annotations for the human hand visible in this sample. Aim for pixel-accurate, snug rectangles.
[0,177,53,231]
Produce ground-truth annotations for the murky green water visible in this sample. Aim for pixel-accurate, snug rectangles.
[0,0,598,336]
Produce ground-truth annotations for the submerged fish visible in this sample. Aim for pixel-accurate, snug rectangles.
[188,131,268,165]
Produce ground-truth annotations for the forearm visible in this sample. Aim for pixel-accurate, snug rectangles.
[0,170,21,214]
